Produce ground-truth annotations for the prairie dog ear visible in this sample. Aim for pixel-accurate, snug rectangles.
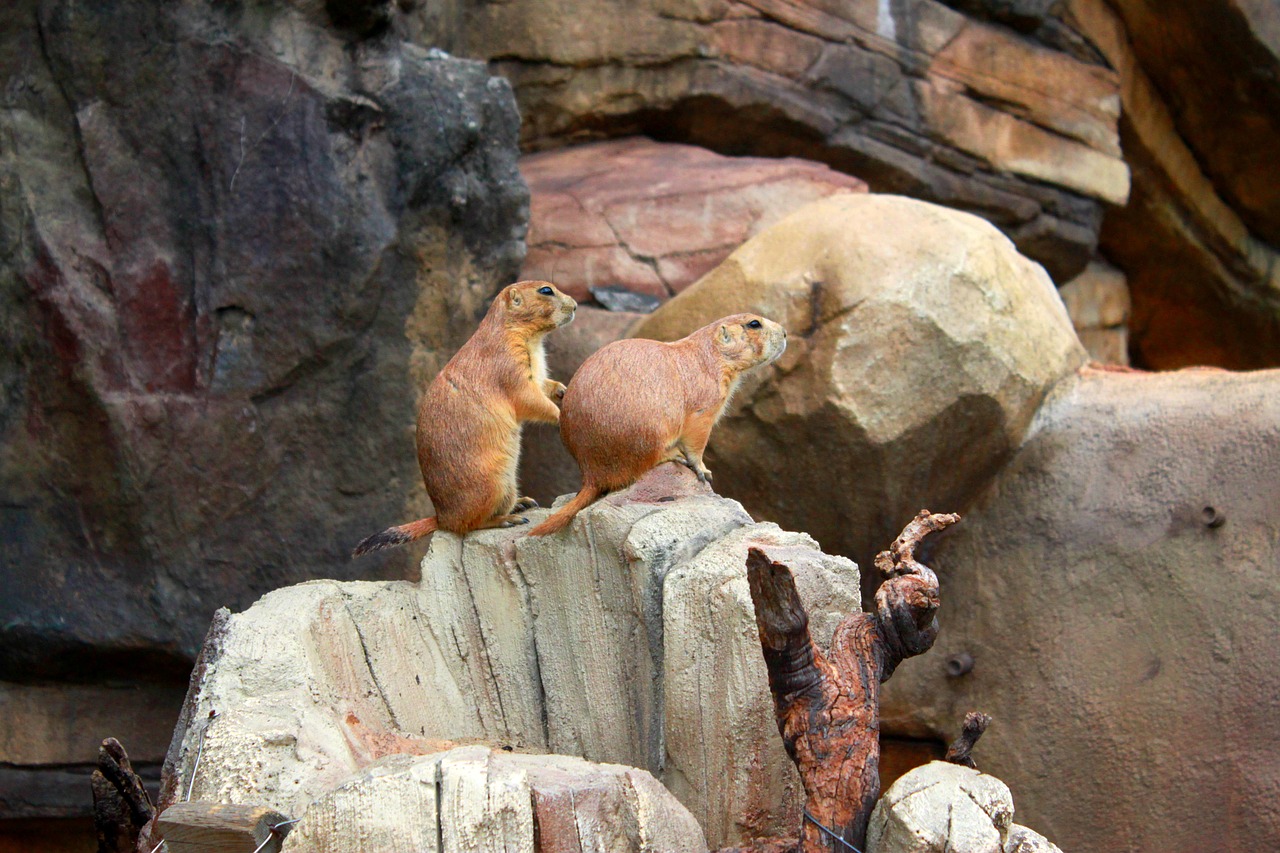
[508,289,523,307]
[719,324,732,345]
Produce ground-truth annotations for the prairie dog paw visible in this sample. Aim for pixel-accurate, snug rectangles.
[544,380,567,401]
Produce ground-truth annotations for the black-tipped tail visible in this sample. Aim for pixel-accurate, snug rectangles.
[352,517,439,557]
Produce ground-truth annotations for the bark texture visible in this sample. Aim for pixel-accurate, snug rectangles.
[746,510,959,852]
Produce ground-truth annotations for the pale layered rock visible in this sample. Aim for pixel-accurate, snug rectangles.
[161,465,862,848]
[279,746,708,853]
[1058,261,1130,365]
[519,138,865,304]
[867,762,1015,853]
[634,194,1086,573]
[880,367,1280,852]
[445,0,1127,282]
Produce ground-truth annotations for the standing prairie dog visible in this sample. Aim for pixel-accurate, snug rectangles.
[353,280,577,556]
[528,313,787,536]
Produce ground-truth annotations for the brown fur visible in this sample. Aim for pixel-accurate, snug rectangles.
[353,281,576,556]
[528,313,787,536]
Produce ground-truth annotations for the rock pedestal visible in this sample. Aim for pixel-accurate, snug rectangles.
[162,465,862,849]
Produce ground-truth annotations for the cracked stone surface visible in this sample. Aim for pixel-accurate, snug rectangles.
[161,464,862,848]
[519,137,866,304]
[633,193,1086,575]
[866,761,1026,853]
[278,746,708,853]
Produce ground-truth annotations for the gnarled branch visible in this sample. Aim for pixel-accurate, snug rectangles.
[746,509,959,852]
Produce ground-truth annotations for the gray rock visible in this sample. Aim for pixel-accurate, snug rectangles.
[880,366,1280,852]
[0,0,526,681]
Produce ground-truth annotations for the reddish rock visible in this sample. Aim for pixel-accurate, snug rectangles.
[520,138,866,303]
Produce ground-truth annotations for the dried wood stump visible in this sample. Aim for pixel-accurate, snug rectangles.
[90,738,154,853]
[745,509,959,852]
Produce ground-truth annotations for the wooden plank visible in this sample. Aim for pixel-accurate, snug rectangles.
[157,802,291,852]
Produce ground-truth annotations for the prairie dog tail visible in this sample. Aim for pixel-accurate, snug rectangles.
[352,517,439,557]
[527,484,604,536]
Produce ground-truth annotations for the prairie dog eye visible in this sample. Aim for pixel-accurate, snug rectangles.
[746,319,763,330]
[538,286,554,296]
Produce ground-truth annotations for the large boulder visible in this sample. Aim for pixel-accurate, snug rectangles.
[161,465,862,848]
[519,138,865,304]
[880,366,1280,852]
[278,747,708,853]
[0,2,524,676]
[634,193,1086,573]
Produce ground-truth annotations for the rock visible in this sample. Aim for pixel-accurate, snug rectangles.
[279,746,709,853]
[634,194,1086,574]
[879,366,1280,852]
[1004,824,1063,853]
[519,138,866,304]
[1060,0,1280,369]
[453,0,1128,282]
[1058,261,1130,365]
[161,465,863,848]
[0,0,525,684]
[866,761,1015,853]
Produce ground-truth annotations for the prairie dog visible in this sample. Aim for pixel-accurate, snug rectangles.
[528,313,786,536]
[353,281,576,556]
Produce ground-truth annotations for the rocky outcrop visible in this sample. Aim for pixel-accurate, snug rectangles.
[1062,0,1280,369]
[162,465,862,848]
[634,193,1086,576]
[278,747,708,853]
[520,138,865,304]
[0,2,524,675]
[441,0,1128,284]
[0,0,525,831]
[880,366,1280,852]
[867,761,1061,853]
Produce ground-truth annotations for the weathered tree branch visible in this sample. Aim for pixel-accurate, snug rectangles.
[944,711,992,769]
[90,738,155,853]
[746,509,959,852]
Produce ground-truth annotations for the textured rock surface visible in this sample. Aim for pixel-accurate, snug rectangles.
[0,0,526,685]
[635,194,1086,574]
[519,138,865,304]
[1058,260,1130,365]
[1059,0,1280,369]
[867,761,1015,853]
[162,465,862,848]
[880,366,1280,852]
[278,746,708,853]
[441,0,1127,283]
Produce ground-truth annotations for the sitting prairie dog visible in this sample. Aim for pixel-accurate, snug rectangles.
[528,313,786,536]
[353,281,576,556]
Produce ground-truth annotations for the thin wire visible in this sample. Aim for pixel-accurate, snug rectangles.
[185,710,219,802]
[804,808,864,853]
[148,840,165,853]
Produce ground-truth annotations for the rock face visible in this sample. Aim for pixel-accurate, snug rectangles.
[0,0,526,684]
[519,138,865,304]
[880,367,1280,852]
[443,0,1128,284]
[1060,0,1280,369]
[634,194,1086,574]
[278,747,708,853]
[1058,260,1130,366]
[162,465,862,848]
[867,761,1061,853]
